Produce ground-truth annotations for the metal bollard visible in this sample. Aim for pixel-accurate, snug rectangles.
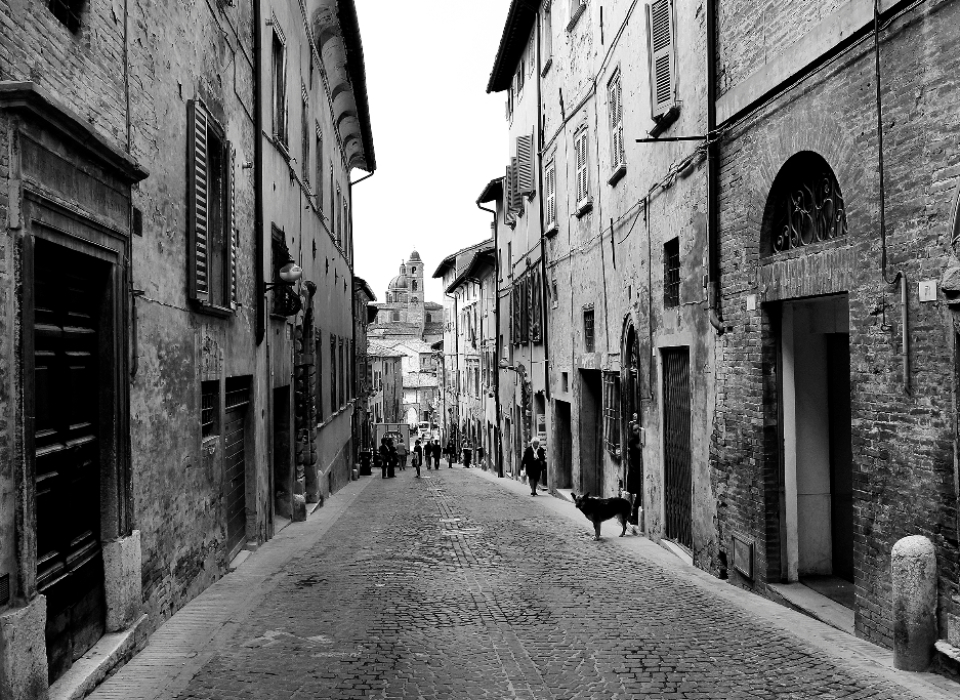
[891,535,937,671]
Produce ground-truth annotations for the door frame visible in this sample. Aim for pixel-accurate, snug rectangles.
[19,195,132,612]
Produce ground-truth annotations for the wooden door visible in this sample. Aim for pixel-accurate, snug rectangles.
[663,347,692,549]
[33,240,107,682]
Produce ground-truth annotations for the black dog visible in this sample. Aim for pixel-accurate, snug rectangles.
[573,493,632,540]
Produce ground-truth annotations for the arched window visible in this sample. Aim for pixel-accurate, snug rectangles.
[411,297,418,304]
[412,266,417,274]
[412,280,418,291]
[762,151,847,257]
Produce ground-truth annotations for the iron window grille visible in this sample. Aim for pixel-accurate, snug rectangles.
[663,238,680,308]
[583,307,595,352]
[201,380,219,438]
[602,371,622,459]
[48,0,84,32]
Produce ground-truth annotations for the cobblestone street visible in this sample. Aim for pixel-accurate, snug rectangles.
[92,469,953,700]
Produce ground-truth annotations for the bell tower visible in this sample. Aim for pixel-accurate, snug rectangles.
[406,250,425,329]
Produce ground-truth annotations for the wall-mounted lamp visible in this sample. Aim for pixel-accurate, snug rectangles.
[263,261,302,293]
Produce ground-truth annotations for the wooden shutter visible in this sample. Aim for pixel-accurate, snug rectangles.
[610,74,624,169]
[647,0,676,118]
[575,129,588,204]
[546,162,556,226]
[510,157,523,214]
[516,133,535,197]
[504,164,515,224]
[229,145,238,308]
[188,99,209,303]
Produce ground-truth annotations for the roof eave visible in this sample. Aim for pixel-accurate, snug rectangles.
[486,0,538,94]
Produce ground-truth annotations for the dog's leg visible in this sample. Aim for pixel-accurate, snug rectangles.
[618,514,627,537]
[594,521,602,540]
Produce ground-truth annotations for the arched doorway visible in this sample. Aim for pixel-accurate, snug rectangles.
[763,152,853,595]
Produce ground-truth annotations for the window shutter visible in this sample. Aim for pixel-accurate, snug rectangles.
[229,145,238,308]
[610,75,624,169]
[516,133,535,197]
[504,165,515,224]
[647,0,676,119]
[510,157,523,214]
[187,99,209,304]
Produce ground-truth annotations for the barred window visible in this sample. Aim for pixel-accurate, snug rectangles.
[48,0,84,32]
[316,332,324,422]
[664,238,680,308]
[201,380,219,438]
[330,334,337,412]
[602,372,621,459]
[583,307,595,352]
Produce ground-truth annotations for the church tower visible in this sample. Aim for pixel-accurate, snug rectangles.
[405,250,425,330]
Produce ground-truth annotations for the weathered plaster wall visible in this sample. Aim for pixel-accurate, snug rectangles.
[713,0,960,647]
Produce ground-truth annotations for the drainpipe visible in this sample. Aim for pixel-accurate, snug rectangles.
[254,0,265,346]
[706,0,723,336]
[478,202,502,476]
[872,0,908,393]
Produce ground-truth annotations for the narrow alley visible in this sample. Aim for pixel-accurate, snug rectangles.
[89,470,952,700]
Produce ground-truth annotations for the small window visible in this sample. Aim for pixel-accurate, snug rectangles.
[316,331,324,422]
[602,372,621,458]
[335,187,342,245]
[542,3,554,66]
[426,313,431,323]
[48,0,84,32]
[664,237,680,307]
[301,85,310,186]
[272,27,288,146]
[201,380,219,438]
[516,61,525,95]
[391,310,400,322]
[574,127,590,207]
[330,334,337,412]
[583,307,595,352]
[315,125,323,208]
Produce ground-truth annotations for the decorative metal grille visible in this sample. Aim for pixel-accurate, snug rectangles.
[663,238,680,307]
[769,157,847,254]
[583,308,595,352]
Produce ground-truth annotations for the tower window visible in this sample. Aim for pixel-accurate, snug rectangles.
[48,0,84,32]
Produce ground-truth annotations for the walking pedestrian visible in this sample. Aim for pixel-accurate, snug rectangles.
[462,441,472,468]
[387,438,397,478]
[477,444,486,470]
[413,439,423,478]
[432,440,442,469]
[522,439,543,495]
[396,439,408,471]
[446,439,456,468]
[379,437,389,479]
[423,441,432,470]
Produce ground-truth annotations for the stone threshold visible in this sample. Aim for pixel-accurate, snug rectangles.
[768,582,855,635]
[49,614,148,700]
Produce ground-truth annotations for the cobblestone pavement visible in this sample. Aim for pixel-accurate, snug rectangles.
[157,470,931,699]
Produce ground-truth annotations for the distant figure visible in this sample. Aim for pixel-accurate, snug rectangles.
[413,439,423,478]
[423,440,432,470]
[462,441,473,468]
[387,437,397,478]
[378,437,389,479]
[446,439,456,468]
[432,440,443,470]
[396,439,408,471]
[477,444,486,470]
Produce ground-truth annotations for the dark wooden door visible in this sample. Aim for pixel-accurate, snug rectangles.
[663,347,692,549]
[224,379,250,556]
[33,240,107,682]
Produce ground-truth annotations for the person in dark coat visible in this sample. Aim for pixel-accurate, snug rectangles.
[387,438,397,478]
[522,438,543,495]
[379,438,389,479]
[432,440,442,469]
[446,439,456,468]
[413,439,423,478]
[423,439,432,470]
[462,441,472,468]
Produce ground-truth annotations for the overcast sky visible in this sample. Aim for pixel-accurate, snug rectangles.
[352,0,512,305]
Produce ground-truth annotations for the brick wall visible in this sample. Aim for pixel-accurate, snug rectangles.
[713,0,960,647]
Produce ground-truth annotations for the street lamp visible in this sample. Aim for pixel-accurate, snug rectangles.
[263,261,303,292]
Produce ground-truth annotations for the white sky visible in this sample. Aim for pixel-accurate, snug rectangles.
[352,0,512,305]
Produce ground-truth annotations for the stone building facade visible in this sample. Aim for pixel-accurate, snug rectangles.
[367,343,404,425]
[0,0,374,696]
[486,0,715,562]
